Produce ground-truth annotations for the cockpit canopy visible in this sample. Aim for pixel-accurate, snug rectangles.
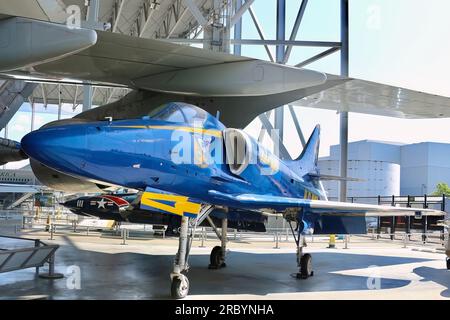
[148,102,224,129]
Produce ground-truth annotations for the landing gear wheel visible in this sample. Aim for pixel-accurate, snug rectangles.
[171,274,189,299]
[298,253,313,279]
[446,258,450,270]
[209,246,226,269]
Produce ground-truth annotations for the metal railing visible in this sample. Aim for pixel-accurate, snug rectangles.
[14,213,448,252]
[0,235,62,279]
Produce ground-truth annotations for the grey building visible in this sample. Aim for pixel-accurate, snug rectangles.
[319,140,450,198]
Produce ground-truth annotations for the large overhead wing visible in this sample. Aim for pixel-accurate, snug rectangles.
[292,76,450,119]
[0,17,327,97]
[208,190,444,217]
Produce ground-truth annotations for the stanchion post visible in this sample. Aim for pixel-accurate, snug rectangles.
[121,228,128,245]
[328,234,336,249]
[274,231,280,249]
[49,224,55,240]
[199,227,205,247]
[34,240,40,276]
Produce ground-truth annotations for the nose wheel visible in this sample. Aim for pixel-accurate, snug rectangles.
[171,274,190,299]
[169,205,215,299]
[446,258,450,270]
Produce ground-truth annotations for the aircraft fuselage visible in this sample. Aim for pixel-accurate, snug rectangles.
[20,105,322,210]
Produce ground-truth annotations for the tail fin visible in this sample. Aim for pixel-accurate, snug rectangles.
[287,125,320,176]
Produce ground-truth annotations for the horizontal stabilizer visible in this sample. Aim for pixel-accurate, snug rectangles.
[0,138,28,165]
[307,173,364,182]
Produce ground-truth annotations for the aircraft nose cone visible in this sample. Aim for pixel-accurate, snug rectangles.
[21,125,87,173]
[62,199,76,209]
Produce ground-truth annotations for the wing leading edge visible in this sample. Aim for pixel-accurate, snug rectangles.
[208,190,444,217]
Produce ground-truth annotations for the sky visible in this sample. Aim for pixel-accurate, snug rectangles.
[3,0,450,168]
[242,0,450,159]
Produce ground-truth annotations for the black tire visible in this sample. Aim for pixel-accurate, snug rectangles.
[210,246,225,267]
[300,253,313,279]
[447,258,450,270]
[171,276,189,299]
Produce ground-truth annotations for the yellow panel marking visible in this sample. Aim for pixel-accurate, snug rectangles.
[304,190,319,200]
[141,192,201,216]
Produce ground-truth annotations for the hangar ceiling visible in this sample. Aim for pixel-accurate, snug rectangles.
[0,0,220,110]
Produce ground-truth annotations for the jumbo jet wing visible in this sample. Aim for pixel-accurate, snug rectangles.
[0,16,327,97]
[208,190,444,217]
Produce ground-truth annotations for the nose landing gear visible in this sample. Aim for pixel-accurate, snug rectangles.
[170,205,222,299]
[170,216,191,299]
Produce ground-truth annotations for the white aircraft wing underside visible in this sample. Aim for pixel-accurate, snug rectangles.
[0,16,327,97]
[293,76,450,119]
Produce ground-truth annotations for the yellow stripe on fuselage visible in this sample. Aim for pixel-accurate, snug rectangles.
[141,192,201,217]
[111,125,223,138]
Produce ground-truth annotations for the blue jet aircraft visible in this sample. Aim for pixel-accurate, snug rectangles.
[19,102,444,299]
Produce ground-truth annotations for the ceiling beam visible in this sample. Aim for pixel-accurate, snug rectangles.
[283,0,308,64]
[295,47,340,68]
[135,0,160,37]
[183,0,208,27]
[248,6,275,62]
[111,0,126,33]
[40,83,47,108]
[230,0,254,27]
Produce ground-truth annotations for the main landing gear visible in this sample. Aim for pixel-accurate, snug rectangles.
[170,205,228,299]
[288,220,314,279]
[446,257,450,270]
[207,216,228,269]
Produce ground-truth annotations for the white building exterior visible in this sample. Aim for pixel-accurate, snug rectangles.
[318,140,450,198]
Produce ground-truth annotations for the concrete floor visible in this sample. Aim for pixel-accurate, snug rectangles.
[0,227,449,300]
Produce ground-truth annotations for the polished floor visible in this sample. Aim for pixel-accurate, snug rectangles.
[0,227,449,300]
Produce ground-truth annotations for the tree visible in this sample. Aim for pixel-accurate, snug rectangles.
[432,182,450,196]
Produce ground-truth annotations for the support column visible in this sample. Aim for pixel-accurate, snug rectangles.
[86,0,100,25]
[83,86,93,112]
[275,0,286,147]
[339,0,349,202]
[30,101,35,131]
[204,0,228,52]
[233,0,242,56]
[82,0,100,112]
